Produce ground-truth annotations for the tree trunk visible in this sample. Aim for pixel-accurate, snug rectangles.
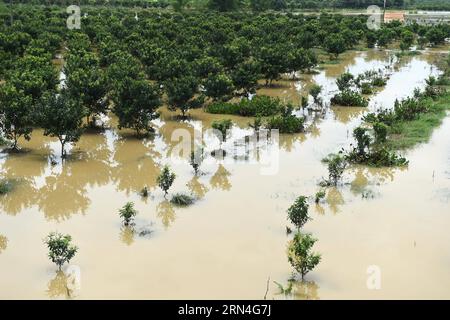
[12,135,18,151]
[60,140,66,159]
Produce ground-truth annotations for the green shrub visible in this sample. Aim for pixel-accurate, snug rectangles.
[363,109,396,126]
[331,90,368,107]
[170,193,196,207]
[325,153,348,186]
[44,232,78,270]
[211,119,233,142]
[205,102,240,115]
[287,232,321,280]
[336,72,354,91]
[353,127,372,157]
[371,76,387,87]
[366,147,408,167]
[315,190,326,204]
[119,202,138,226]
[0,179,14,195]
[157,165,176,196]
[361,83,373,95]
[394,97,428,121]
[309,85,322,102]
[287,196,309,230]
[373,122,388,143]
[266,105,305,133]
[266,115,305,133]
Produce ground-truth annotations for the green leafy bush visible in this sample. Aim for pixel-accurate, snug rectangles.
[266,105,305,133]
[170,193,196,207]
[315,190,326,204]
[0,179,14,195]
[324,153,348,186]
[287,232,321,280]
[211,119,233,142]
[119,202,138,226]
[44,232,78,270]
[373,122,388,143]
[157,165,176,197]
[331,90,368,107]
[287,196,309,230]
[394,97,429,121]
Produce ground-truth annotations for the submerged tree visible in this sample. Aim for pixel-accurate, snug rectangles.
[0,84,34,150]
[287,196,310,230]
[189,148,204,175]
[287,232,321,280]
[157,165,176,197]
[211,119,233,144]
[327,153,348,186]
[44,232,78,270]
[118,202,138,226]
[38,90,84,159]
[309,85,322,105]
[112,79,161,136]
[353,127,372,158]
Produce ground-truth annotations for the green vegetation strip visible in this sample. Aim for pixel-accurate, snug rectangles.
[386,91,450,150]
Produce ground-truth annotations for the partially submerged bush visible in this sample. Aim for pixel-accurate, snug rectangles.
[211,119,233,142]
[157,165,176,197]
[266,105,305,134]
[336,72,354,91]
[119,202,138,226]
[394,97,428,121]
[287,196,309,230]
[363,147,408,167]
[373,122,388,143]
[309,84,322,104]
[190,148,204,175]
[363,109,396,126]
[170,193,196,207]
[324,153,348,186]
[0,179,15,195]
[287,232,321,280]
[315,190,326,204]
[331,90,368,107]
[44,232,78,270]
[140,186,149,197]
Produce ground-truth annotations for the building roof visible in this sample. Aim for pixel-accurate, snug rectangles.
[384,12,405,22]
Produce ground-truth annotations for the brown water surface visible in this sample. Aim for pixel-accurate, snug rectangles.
[1,49,450,299]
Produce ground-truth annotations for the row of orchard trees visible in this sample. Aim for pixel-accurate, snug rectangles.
[1,7,450,156]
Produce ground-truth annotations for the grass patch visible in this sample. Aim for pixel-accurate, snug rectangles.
[386,92,450,150]
[170,193,196,207]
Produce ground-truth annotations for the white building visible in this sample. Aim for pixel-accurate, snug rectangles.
[405,11,450,25]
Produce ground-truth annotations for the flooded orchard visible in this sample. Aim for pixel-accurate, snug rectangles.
[1,49,450,299]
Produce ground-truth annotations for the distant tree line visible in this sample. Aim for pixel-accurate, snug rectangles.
[4,0,450,11]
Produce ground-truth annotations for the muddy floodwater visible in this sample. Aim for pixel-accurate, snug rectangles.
[1,49,450,299]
